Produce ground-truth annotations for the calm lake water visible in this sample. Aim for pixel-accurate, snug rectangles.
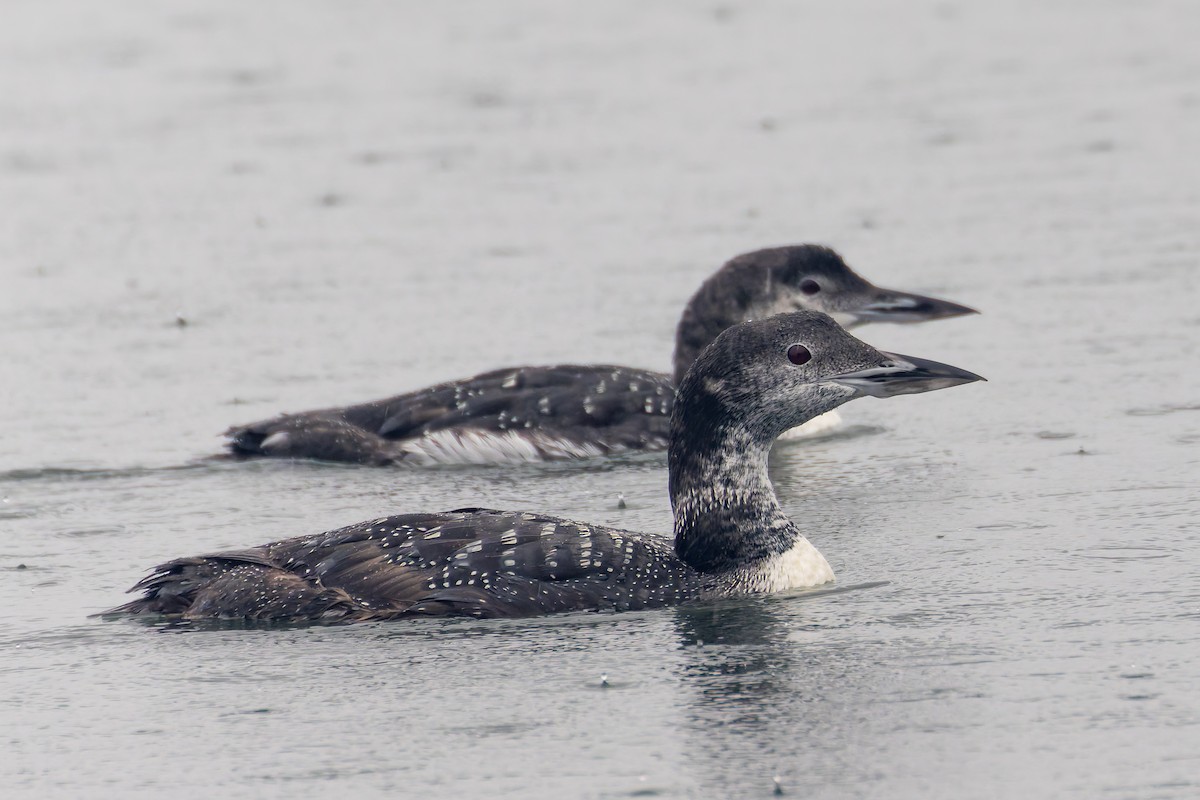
[3,1,1199,797]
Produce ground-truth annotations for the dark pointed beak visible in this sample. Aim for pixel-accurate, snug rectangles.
[850,287,979,325]
[829,351,985,398]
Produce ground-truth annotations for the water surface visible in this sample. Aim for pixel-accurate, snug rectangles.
[2,1,1198,797]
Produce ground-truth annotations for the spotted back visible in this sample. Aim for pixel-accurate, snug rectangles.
[226,364,676,465]
[113,509,705,622]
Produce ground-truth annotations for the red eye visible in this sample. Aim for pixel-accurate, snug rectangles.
[799,279,821,295]
[787,344,812,365]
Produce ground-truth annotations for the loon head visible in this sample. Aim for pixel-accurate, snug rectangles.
[751,244,979,329]
[677,309,985,441]
[672,244,978,384]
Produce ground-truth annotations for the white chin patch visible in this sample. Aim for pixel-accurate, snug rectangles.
[398,428,609,465]
[776,409,844,441]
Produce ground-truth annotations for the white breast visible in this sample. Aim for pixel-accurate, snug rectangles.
[734,536,835,593]
[398,428,608,465]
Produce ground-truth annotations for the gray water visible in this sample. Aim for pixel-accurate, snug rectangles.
[3,1,1199,797]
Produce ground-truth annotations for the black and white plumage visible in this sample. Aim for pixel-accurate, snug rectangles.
[225,245,977,465]
[110,310,983,623]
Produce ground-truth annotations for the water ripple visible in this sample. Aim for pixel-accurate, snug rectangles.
[1071,544,1178,561]
[1126,403,1200,417]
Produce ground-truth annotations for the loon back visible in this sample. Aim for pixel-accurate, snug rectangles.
[227,364,675,466]
[109,509,703,622]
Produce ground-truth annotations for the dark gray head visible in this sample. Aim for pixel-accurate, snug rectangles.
[671,309,984,447]
[667,310,982,575]
[671,245,978,383]
[747,245,979,327]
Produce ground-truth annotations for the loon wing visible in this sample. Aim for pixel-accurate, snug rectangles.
[224,365,675,465]
[107,509,693,622]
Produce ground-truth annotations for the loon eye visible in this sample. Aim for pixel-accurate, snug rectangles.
[799,278,821,295]
[787,344,812,365]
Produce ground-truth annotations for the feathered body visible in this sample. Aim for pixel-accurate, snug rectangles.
[228,365,673,466]
[115,509,705,621]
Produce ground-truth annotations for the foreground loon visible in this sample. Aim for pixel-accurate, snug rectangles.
[225,245,976,465]
[110,311,983,622]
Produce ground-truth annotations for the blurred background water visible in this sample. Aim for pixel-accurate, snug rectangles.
[2,1,1198,797]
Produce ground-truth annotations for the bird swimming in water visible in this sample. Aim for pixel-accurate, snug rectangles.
[223,245,976,465]
[109,310,983,623]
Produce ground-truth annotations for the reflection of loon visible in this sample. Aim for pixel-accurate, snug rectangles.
[111,311,982,623]
[225,245,976,465]
[670,600,814,796]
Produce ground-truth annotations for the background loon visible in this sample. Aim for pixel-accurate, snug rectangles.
[225,245,976,465]
[110,311,983,623]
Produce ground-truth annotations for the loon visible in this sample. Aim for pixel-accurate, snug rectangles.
[110,311,983,623]
[224,245,976,465]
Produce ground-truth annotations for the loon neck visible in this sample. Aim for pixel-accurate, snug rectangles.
[673,300,745,386]
[668,388,800,575]
[672,267,768,384]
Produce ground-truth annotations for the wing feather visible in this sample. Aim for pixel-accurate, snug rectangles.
[224,365,675,464]
[108,509,698,623]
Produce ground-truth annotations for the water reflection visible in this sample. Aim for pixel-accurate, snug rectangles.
[671,598,836,794]
[674,599,793,721]
[669,588,914,796]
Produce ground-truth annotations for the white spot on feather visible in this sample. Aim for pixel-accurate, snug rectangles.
[260,431,290,453]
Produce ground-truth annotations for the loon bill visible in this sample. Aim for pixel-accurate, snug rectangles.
[223,244,977,465]
[109,310,984,623]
